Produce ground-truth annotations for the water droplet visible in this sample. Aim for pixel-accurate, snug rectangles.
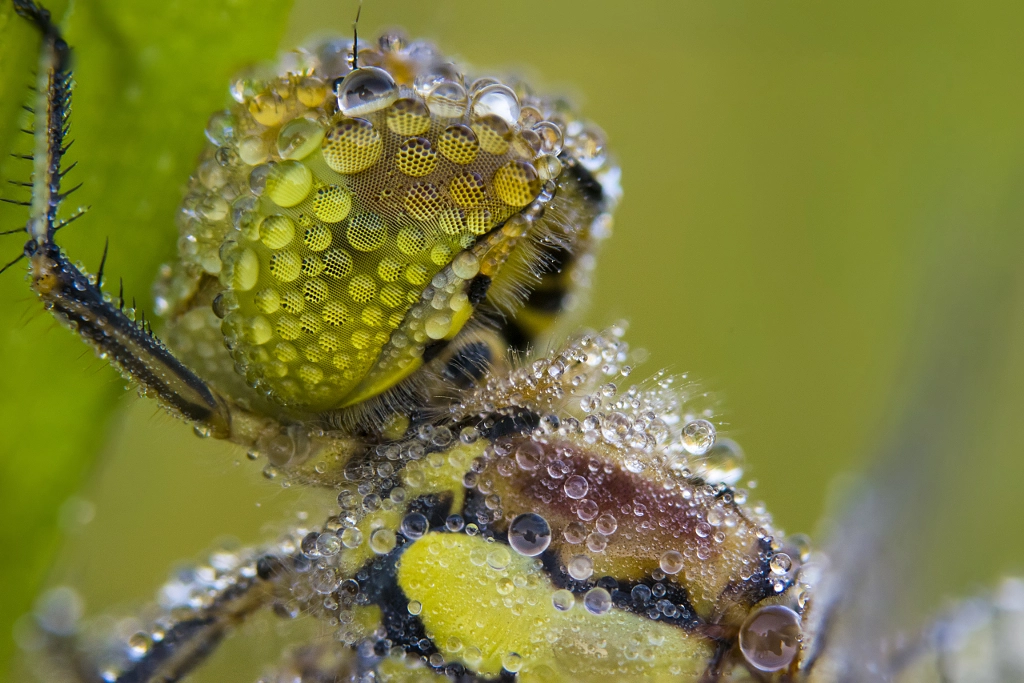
[501,652,523,674]
[739,605,801,672]
[631,584,652,604]
[487,546,511,571]
[563,475,589,500]
[515,441,543,471]
[769,553,793,575]
[596,513,618,536]
[471,84,520,126]
[316,532,341,556]
[127,631,151,656]
[494,577,514,596]
[568,554,594,580]
[601,412,631,443]
[446,514,465,532]
[533,121,564,155]
[508,513,551,556]
[539,414,560,433]
[551,588,575,612]
[790,533,813,563]
[425,313,452,339]
[576,499,599,521]
[337,67,399,116]
[464,646,483,667]
[426,81,468,118]
[451,252,480,279]
[277,117,326,160]
[563,522,587,544]
[535,153,562,181]
[370,528,397,554]
[408,600,422,615]
[312,567,339,594]
[340,527,363,548]
[624,454,646,474]
[205,110,235,146]
[583,587,612,615]
[660,550,684,575]
[401,512,429,540]
[682,419,716,456]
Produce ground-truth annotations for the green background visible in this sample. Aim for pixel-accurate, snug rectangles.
[3,0,1024,679]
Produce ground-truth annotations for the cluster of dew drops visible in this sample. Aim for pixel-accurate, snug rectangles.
[56,328,806,679]
[291,327,788,625]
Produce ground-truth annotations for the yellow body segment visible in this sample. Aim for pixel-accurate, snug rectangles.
[398,532,715,681]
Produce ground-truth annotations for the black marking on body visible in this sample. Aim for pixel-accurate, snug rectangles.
[459,489,493,534]
[539,550,703,632]
[408,493,455,530]
[421,338,449,364]
[525,287,567,314]
[496,318,530,354]
[476,408,540,441]
[731,537,778,605]
[441,341,493,388]
[467,274,491,305]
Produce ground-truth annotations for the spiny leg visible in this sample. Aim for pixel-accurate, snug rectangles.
[31,544,309,683]
[8,0,231,436]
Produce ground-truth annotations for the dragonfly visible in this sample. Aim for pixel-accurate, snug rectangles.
[3,1,1023,681]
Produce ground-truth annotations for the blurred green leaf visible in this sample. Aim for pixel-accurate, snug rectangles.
[0,0,293,674]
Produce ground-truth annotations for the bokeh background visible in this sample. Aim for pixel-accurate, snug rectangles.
[3,0,1024,679]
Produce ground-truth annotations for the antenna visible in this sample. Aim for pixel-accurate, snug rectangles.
[351,1,363,70]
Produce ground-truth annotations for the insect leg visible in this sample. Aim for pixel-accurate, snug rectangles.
[30,548,306,683]
[261,643,359,682]
[11,0,231,436]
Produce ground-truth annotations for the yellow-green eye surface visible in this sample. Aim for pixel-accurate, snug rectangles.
[157,30,620,418]
[181,62,582,412]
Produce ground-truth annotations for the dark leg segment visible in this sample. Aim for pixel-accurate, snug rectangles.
[10,0,230,435]
[32,548,301,683]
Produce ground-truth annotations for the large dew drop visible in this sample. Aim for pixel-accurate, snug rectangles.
[563,475,589,499]
[568,554,594,580]
[660,550,684,575]
[370,528,397,555]
[508,513,552,557]
[336,67,399,116]
[682,418,717,456]
[471,84,520,125]
[739,605,801,672]
[551,588,575,612]
[583,587,612,615]
[400,512,429,540]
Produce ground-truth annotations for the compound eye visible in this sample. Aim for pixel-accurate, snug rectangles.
[739,605,801,673]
